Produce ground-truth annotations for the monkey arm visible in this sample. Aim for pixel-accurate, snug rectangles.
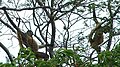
[92,4,99,24]
[89,5,101,42]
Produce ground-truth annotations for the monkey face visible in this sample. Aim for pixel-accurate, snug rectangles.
[26,30,33,37]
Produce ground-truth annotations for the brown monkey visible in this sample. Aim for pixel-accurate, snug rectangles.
[25,30,38,52]
[25,30,49,60]
[89,28,103,53]
[3,7,49,60]
[89,4,103,53]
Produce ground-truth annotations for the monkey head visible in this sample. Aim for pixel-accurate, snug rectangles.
[26,30,33,37]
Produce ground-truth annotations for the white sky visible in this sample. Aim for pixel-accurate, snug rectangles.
[0,0,120,63]
[0,0,100,63]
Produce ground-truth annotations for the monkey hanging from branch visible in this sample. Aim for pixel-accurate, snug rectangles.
[3,7,49,60]
[88,4,104,53]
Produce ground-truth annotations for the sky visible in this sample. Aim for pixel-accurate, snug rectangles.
[0,0,101,63]
[0,0,120,63]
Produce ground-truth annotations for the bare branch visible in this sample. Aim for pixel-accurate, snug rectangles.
[0,42,13,63]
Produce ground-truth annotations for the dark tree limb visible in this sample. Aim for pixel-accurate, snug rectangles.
[0,42,13,63]
[49,21,56,58]
[107,0,113,50]
[2,7,49,60]
[2,7,20,32]
[0,18,16,33]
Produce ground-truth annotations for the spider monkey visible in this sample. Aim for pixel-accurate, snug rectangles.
[89,5,104,53]
[25,30,38,52]
[25,30,49,60]
[3,7,49,60]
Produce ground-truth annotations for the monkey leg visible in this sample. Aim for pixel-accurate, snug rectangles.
[91,45,101,53]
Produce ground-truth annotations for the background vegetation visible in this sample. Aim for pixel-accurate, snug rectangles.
[0,0,120,67]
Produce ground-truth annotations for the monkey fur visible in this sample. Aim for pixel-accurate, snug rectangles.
[24,30,49,60]
[3,7,49,60]
[25,30,39,52]
[89,5,104,53]
[89,28,103,53]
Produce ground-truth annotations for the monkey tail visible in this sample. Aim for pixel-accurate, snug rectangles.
[35,52,49,61]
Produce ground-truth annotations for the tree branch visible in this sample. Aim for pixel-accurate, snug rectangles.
[0,18,16,33]
[0,42,13,63]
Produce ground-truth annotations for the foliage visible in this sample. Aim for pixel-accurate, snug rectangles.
[0,45,120,67]
[0,0,120,67]
[49,48,83,66]
[97,43,120,67]
[14,47,36,67]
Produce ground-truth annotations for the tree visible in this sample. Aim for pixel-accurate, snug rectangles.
[0,0,120,66]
